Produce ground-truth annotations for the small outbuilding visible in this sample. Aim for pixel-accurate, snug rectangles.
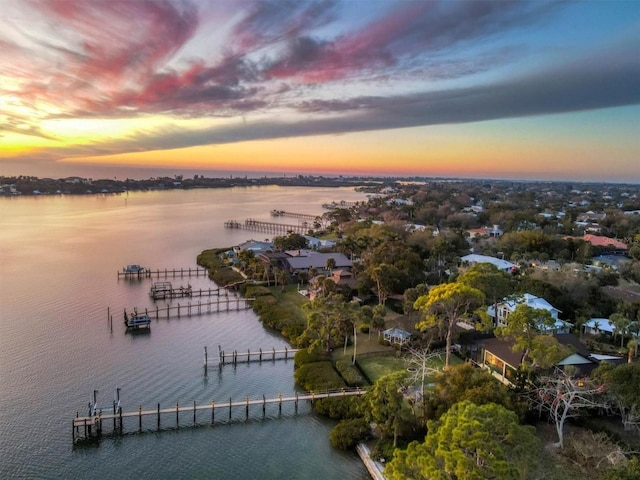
[383,328,412,346]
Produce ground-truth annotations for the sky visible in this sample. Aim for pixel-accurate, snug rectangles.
[1,0,639,182]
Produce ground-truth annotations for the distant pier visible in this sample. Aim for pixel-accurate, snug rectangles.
[224,218,310,235]
[270,210,321,221]
[72,388,367,442]
[118,267,208,279]
[322,200,359,209]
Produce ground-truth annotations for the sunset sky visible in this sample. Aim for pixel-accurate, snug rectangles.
[1,0,639,182]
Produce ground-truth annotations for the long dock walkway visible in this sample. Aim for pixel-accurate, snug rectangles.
[270,210,320,221]
[114,297,254,324]
[118,267,208,279]
[72,388,367,442]
[224,218,310,235]
[150,283,226,300]
[204,345,299,368]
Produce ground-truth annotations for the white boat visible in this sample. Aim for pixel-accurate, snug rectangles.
[124,310,151,329]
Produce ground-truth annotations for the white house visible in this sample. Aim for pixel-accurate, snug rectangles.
[581,318,637,338]
[487,293,570,333]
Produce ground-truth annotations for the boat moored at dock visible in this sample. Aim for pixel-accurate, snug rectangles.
[123,264,147,274]
[124,310,151,329]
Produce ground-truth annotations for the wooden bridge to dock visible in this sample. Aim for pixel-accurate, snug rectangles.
[118,267,208,279]
[204,345,299,368]
[224,218,311,235]
[72,388,367,442]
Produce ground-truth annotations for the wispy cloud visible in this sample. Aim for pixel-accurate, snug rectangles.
[1,0,638,166]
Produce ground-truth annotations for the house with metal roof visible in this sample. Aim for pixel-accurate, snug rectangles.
[460,254,516,272]
[487,293,570,333]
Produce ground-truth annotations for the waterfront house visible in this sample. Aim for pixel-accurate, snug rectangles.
[477,334,611,386]
[284,252,352,275]
[487,293,569,332]
[234,239,274,255]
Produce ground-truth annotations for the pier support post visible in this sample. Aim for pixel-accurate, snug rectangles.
[278,393,282,414]
[211,400,215,424]
[138,405,142,432]
[193,400,197,425]
[245,396,249,419]
[262,395,266,416]
[176,402,179,427]
[157,403,161,430]
[229,398,232,420]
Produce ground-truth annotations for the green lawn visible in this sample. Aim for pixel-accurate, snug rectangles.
[268,284,309,324]
[358,352,464,384]
[358,355,407,383]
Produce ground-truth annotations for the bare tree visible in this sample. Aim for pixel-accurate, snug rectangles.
[528,367,608,449]
[405,346,443,414]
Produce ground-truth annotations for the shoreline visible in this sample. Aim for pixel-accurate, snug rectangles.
[357,443,387,480]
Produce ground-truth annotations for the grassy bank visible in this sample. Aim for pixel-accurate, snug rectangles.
[196,248,245,286]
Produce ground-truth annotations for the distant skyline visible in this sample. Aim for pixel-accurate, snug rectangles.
[1,0,639,182]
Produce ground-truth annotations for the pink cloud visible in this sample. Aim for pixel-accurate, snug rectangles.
[11,0,199,112]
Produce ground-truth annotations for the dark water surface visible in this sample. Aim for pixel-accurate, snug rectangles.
[0,186,370,479]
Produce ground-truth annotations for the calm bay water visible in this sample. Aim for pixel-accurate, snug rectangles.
[0,186,370,479]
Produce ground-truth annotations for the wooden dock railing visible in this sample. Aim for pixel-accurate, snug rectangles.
[72,388,367,442]
[204,345,300,368]
[118,267,208,279]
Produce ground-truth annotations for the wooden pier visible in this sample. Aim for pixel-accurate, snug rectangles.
[117,297,254,323]
[204,345,299,368]
[270,210,321,222]
[224,218,310,235]
[322,200,359,209]
[118,267,208,279]
[72,388,367,442]
[150,282,226,300]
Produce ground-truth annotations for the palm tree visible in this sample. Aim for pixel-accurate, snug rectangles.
[325,256,336,272]
[627,339,638,363]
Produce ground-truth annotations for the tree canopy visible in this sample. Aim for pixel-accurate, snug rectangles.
[414,282,484,368]
[386,400,539,480]
[424,364,524,420]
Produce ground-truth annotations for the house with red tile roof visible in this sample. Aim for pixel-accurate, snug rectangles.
[583,234,627,251]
